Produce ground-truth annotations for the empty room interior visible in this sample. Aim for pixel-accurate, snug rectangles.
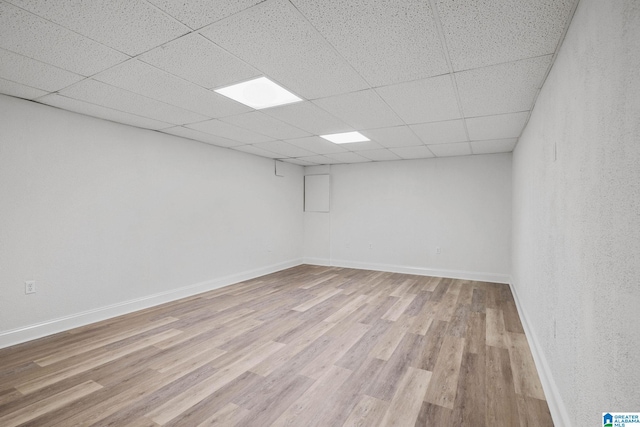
[0,0,638,426]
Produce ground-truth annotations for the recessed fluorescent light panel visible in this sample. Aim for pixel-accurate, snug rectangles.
[214,77,302,109]
[320,131,370,144]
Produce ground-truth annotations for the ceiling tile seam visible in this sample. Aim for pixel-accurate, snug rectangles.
[47,81,212,125]
[35,101,169,133]
[0,77,48,94]
[0,41,126,80]
[31,92,181,125]
[464,110,531,120]
[2,0,145,59]
[182,123,269,144]
[92,55,265,120]
[449,53,557,75]
[243,144,289,157]
[510,0,582,153]
[156,131,241,150]
[0,45,91,79]
[139,0,205,31]
[151,32,265,93]
[218,117,312,142]
[428,0,471,153]
[285,0,374,92]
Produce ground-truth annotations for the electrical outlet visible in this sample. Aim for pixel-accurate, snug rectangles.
[436,247,441,254]
[25,280,36,294]
[368,243,373,250]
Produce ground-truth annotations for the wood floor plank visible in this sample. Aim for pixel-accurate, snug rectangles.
[160,371,264,427]
[15,329,182,394]
[382,294,417,321]
[423,335,465,409]
[342,395,388,427]
[379,366,432,427]
[486,307,508,348]
[0,381,102,427]
[196,403,249,427]
[251,321,336,376]
[300,322,370,380]
[0,266,551,427]
[370,315,413,360]
[451,351,486,426]
[366,332,424,401]
[271,365,351,427]
[413,320,448,371]
[415,402,453,426]
[466,312,486,355]
[308,357,386,427]
[292,287,343,312]
[34,317,179,367]
[516,395,554,427]
[146,340,284,425]
[486,345,520,426]
[507,332,546,400]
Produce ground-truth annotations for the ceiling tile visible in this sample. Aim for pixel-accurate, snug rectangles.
[325,152,370,163]
[139,33,260,89]
[147,0,263,29]
[436,0,576,71]
[200,0,369,99]
[221,111,310,140]
[94,60,250,118]
[8,0,189,56]
[0,78,47,100]
[466,111,530,140]
[291,0,447,87]
[0,2,128,76]
[283,136,348,155]
[375,75,461,124]
[340,140,384,152]
[470,138,518,154]
[313,90,403,130]
[358,149,401,162]
[298,155,343,165]
[263,101,350,135]
[281,158,317,166]
[187,119,273,144]
[37,94,174,130]
[0,48,83,92]
[428,142,472,157]
[390,146,435,160]
[456,56,552,117]
[252,141,316,158]
[58,79,208,125]
[410,119,468,144]
[233,144,282,159]
[361,126,423,148]
[161,126,244,147]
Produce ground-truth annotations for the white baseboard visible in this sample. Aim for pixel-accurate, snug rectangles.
[509,276,571,427]
[303,258,509,284]
[0,259,303,349]
[302,257,333,266]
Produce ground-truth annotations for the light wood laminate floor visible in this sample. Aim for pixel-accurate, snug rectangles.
[0,265,553,426]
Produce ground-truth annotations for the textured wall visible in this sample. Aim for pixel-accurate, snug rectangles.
[511,0,640,425]
[0,95,304,335]
[304,155,512,281]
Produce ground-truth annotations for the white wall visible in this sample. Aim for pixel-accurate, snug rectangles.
[304,154,512,282]
[0,95,304,346]
[511,0,640,425]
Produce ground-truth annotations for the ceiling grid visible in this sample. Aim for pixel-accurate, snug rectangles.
[0,0,580,165]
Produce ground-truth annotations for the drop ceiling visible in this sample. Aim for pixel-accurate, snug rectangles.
[0,0,578,165]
